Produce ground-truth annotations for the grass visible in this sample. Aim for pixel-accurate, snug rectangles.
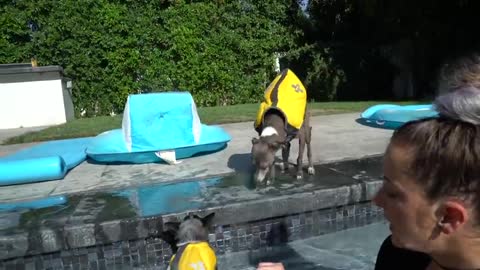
[3,100,421,145]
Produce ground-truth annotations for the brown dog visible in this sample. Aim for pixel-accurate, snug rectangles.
[251,109,315,185]
[160,212,217,270]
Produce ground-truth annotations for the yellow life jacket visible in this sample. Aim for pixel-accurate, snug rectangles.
[254,68,307,139]
[168,242,217,270]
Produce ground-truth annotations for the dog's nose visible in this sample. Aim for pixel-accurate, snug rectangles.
[255,169,268,182]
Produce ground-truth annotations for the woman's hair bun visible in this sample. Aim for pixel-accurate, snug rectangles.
[434,86,480,125]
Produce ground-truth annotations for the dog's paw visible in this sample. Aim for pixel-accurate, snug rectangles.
[296,173,303,180]
[308,166,315,175]
[278,162,285,172]
[279,163,289,173]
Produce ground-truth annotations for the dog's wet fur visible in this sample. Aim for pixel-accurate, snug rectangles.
[160,212,215,254]
[251,109,315,185]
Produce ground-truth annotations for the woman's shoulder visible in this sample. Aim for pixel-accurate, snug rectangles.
[374,235,431,270]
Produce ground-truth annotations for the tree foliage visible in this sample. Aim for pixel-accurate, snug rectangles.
[301,0,480,100]
[3,0,480,114]
[0,0,299,116]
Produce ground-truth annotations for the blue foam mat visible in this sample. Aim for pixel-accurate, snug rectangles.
[0,137,92,186]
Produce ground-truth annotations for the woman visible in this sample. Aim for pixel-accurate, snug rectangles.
[258,60,480,270]
[374,53,480,270]
[373,87,480,270]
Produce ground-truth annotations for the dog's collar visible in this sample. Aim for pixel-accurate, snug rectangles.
[177,241,202,247]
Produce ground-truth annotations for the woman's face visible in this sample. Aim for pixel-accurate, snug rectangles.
[373,143,439,252]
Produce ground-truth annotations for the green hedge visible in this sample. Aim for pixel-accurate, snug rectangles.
[0,0,300,116]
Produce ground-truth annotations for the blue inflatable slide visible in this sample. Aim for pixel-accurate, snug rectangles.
[358,104,439,130]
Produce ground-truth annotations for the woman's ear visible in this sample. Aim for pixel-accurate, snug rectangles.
[437,200,468,234]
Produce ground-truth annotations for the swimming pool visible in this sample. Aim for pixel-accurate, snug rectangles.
[219,221,389,270]
[0,155,385,269]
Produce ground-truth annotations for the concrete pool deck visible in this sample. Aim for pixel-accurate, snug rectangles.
[0,113,393,203]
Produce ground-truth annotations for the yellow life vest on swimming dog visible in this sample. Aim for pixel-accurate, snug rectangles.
[254,68,307,139]
[168,242,217,270]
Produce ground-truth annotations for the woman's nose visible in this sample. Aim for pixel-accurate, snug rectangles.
[372,189,383,208]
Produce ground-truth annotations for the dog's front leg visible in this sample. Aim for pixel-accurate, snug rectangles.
[267,164,275,185]
[306,126,315,175]
[297,137,305,179]
[281,142,291,173]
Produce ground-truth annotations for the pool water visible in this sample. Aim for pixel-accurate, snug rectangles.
[217,221,390,270]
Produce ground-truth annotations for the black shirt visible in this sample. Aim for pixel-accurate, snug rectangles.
[375,235,431,270]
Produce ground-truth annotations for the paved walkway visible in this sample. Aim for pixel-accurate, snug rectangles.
[0,126,48,145]
[0,113,393,202]
[0,126,48,157]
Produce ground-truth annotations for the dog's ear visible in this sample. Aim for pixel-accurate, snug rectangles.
[267,141,279,150]
[268,141,285,150]
[159,230,176,242]
[159,230,179,253]
[274,137,288,150]
[160,222,180,253]
[252,137,259,145]
[164,221,181,231]
[201,212,215,227]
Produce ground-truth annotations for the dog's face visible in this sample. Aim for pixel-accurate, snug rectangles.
[160,212,215,252]
[177,212,214,244]
[251,137,283,183]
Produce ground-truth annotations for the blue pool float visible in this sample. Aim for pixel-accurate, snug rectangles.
[86,92,231,164]
[0,137,92,186]
[359,104,439,130]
